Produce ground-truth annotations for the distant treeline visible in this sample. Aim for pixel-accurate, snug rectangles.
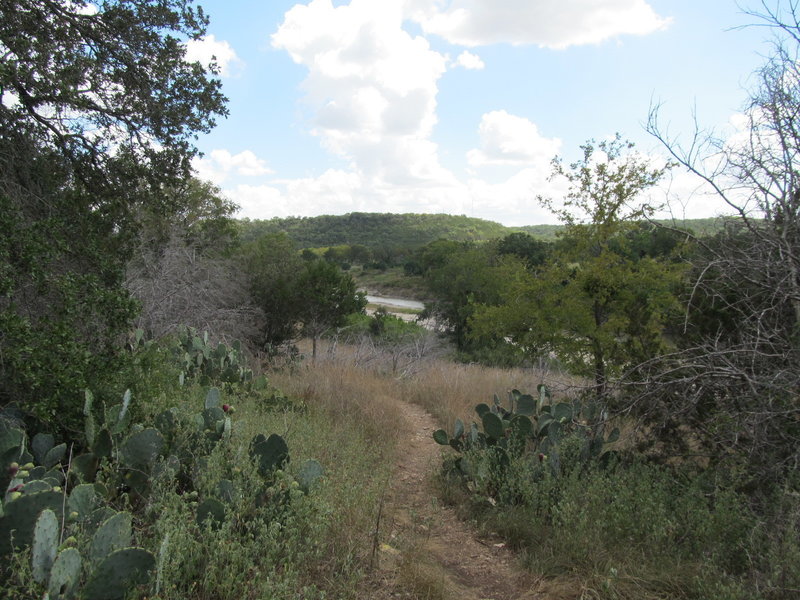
[238,212,732,249]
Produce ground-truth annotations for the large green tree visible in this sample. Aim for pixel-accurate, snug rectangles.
[0,0,227,429]
[473,136,682,396]
[295,260,366,362]
[239,232,304,348]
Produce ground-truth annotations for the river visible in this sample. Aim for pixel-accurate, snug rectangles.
[365,295,426,311]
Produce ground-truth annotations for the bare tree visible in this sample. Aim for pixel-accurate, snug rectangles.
[126,226,263,344]
[631,2,800,485]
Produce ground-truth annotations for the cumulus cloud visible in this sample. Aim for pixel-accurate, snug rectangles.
[467,110,562,167]
[185,34,242,77]
[407,0,671,49]
[452,50,485,70]
[272,0,453,187]
[193,149,272,184]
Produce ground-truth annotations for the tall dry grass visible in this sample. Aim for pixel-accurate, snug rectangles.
[400,358,583,433]
[269,339,410,454]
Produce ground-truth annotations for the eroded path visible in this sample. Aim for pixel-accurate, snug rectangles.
[363,399,543,600]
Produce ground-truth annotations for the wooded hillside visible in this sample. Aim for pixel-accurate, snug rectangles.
[238,212,726,248]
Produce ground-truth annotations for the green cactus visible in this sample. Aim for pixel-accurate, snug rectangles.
[32,508,58,584]
[205,387,221,409]
[197,497,226,528]
[67,483,97,522]
[120,428,164,469]
[481,412,505,441]
[0,490,62,554]
[31,433,55,465]
[90,511,132,565]
[92,428,112,459]
[48,547,81,600]
[24,480,54,494]
[250,433,289,476]
[0,425,24,456]
[70,453,99,483]
[83,547,155,600]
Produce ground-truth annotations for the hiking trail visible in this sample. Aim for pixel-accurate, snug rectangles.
[363,399,544,600]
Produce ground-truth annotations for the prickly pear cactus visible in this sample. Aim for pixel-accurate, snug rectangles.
[197,497,226,529]
[67,483,97,522]
[90,511,132,565]
[250,433,289,476]
[32,508,58,584]
[31,433,55,466]
[83,547,156,600]
[48,547,81,600]
[120,428,164,469]
[0,490,62,554]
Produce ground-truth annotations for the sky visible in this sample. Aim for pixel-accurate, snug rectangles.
[186,0,775,226]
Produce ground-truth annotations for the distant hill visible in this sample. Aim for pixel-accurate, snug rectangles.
[237,212,734,249]
[238,213,519,249]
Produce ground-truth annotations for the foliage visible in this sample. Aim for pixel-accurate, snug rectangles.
[433,386,619,500]
[238,212,518,251]
[472,137,683,394]
[238,232,304,347]
[431,386,785,600]
[0,336,324,598]
[295,260,367,361]
[421,241,529,356]
[125,179,261,343]
[0,0,227,431]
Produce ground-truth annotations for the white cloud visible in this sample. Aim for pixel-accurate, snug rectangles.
[193,149,272,184]
[467,110,562,167]
[185,35,242,77]
[272,0,453,187]
[452,50,485,70]
[408,0,671,49]
[229,184,286,219]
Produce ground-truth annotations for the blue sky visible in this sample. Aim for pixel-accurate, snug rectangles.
[187,0,773,226]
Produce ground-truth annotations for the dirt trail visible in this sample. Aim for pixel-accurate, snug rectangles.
[363,399,543,600]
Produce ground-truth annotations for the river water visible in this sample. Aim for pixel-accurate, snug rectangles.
[365,295,425,311]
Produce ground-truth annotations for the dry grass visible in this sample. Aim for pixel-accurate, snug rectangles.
[400,358,583,432]
[269,339,410,452]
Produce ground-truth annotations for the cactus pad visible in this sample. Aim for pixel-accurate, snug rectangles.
[90,511,132,564]
[0,490,62,554]
[31,433,55,465]
[482,412,505,441]
[48,547,81,600]
[120,428,164,468]
[197,497,226,528]
[250,433,289,475]
[67,483,97,521]
[83,547,155,600]
[32,508,58,584]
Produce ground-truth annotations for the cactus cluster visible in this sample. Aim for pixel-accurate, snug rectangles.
[31,508,155,600]
[433,385,620,478]
[174,326,253,386]
[1,329,325,598]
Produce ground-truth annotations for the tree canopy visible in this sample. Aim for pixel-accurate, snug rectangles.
[0,0,227,429]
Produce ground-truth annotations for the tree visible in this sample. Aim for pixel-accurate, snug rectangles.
[238,232,305,349]
[497,232,551,269]
[638,2,800,485]
[126,179,259,343]
[473,136,681,396]
[295,260,366,362]
[0,0,227,429]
